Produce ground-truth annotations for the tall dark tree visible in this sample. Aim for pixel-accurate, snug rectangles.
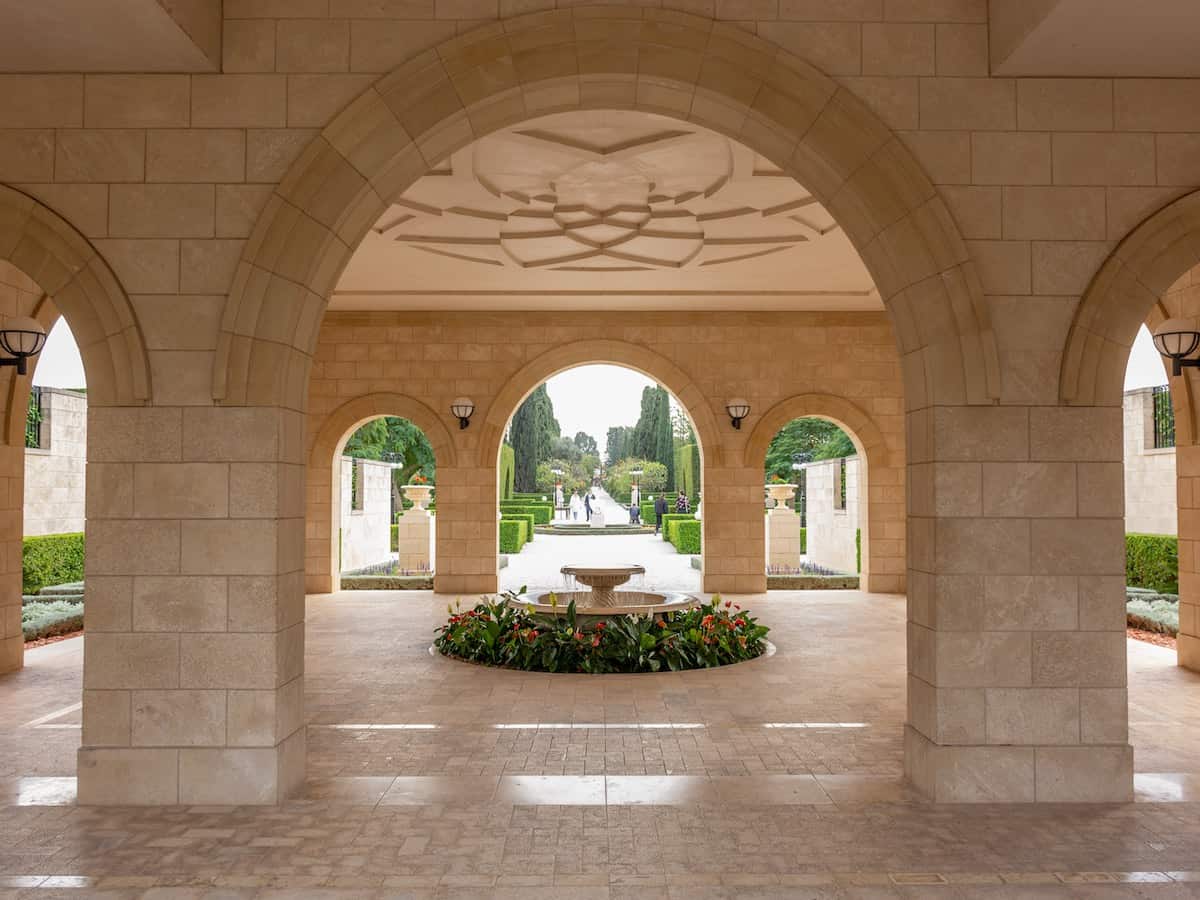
[510,384,559,492]
[653,387,675,490]
[606,425,634,465]
[573,431,598,456]
[631,385,659,459]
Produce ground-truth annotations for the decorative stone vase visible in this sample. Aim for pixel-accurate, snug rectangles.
[765,483,797,509]
[403,484,434,510]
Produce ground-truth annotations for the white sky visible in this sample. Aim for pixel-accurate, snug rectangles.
[30,322,1172,410]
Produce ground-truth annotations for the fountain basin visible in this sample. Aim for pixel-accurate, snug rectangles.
[508,589,700,622]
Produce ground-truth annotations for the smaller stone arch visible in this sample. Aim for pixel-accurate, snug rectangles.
[0,184,150,411]
[306,392,457,593]
[745,393,904,594]
[478,338,723,470]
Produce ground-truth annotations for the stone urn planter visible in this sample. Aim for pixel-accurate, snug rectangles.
[403,484,434,510]
[765,483,797,509]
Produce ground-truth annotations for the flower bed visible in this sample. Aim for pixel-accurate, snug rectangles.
[435,593,769,674]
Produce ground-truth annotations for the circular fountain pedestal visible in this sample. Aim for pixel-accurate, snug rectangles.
[507,564,700,620]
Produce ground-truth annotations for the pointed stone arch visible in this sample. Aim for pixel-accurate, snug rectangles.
[213,7,999,413]
[745,392,903,593]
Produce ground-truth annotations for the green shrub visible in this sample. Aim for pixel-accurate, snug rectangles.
[640,500,656,523]
[499,519,528,553]
[390,524,398,552]
[22,532,85,595]
[660,513,692,541]
[501,512,535,542]
[1126,533,1178,593]
[800,527,807,554]
[672,519,701,554]
[499,502,553,525]
[436,594,767,673]
[22,600,84,641]
[499,444,516,500]
[1126,597,1179,634]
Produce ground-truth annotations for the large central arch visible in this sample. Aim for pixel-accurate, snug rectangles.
[213,7,999,413]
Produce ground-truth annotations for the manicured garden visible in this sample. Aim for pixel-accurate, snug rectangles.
[435,592,768,673]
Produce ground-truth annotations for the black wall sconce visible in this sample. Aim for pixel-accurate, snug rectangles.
[451,397,475,429]
[0,317,47,376]
[726,398,750,430]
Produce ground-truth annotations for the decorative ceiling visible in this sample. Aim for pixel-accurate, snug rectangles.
[332,111,880,311]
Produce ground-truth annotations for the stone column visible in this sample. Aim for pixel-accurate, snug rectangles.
[905,405,1132,803]
[767,498,802,569]
[703,462,766,594]
[0,443,23,673]
[78,405,306,805]
[431,463,496,595]
[1176,444,1200,671]
[394,509,432,571]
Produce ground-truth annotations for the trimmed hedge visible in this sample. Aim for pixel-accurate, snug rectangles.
[390,524,398,552]
[670,519,701,554]
[1126,533,1178,593]
[800,527,806,554]
[660,513,693,542]
[674,442,700,498]
[499,444,516,500]
[22,532,85,595]
[22,600,84,641]
[856,528,861,574]
[501,512,535,542]
[499,519,528,553]
[499,502,553,524]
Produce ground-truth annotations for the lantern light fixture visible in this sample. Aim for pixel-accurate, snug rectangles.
[450,397,475,429]
[0,317,47,376]
[726,398,750,430]
[1152,319,1200,375]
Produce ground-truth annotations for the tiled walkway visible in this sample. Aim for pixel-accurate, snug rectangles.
[0,591,1199,897]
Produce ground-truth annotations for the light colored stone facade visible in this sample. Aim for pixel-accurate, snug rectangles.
[304,311,907,597]
[801,455,861,575]
[4,0,1199,803]
[337,455,394,572]
[23,387,88,537]
[1123,387,1176,537]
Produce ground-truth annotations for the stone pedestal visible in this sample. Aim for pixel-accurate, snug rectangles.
[395,509,432,571]
[767,506,802,569]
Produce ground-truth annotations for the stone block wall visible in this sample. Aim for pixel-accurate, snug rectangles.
[802,455,861,575]
[24,388,88,537]
[1122,387,1176,537]
[305,309,908,596]
[337,455,393,572]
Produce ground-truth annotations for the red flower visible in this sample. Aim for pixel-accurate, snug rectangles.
[724,600,732,609]
[595,622,606,630]
[574,631,584,641]
[734,618,746,628]
[701,615,714,629]
[733,604,741,611]
[591,635,601,647]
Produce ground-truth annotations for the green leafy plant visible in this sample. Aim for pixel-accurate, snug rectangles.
[671,519,701,554]
[434,593,768,673]
[22,532,85,595]
[1126,533,1178,594]
[22,600,84,641]
[499,519,528,553]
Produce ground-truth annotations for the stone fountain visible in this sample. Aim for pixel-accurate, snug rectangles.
[508,563,699,620]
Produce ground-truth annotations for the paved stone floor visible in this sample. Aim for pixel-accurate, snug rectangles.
[0,591,1199,896]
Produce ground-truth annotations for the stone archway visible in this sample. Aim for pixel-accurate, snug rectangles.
[1060,189,1200,670]
[306,392,457,593]
[0,185,152,673]
[213,7,999,414]
[744,393,904,594]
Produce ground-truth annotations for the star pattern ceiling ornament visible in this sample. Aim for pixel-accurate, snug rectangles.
[371,112,843,274]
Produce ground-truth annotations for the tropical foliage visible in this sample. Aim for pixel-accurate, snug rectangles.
[435,593,769,673]
[605,457,667,501]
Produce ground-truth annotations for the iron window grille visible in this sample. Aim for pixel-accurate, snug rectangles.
[1153,384,1175,449]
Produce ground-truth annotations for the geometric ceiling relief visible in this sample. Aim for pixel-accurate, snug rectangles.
[334,110,881,311]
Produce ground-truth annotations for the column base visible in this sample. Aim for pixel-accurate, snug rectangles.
[1179,632,1200,672]
[904,725,1132,803]
[0,634,23,674]
[434,574,498,594]
[78,728,306,806]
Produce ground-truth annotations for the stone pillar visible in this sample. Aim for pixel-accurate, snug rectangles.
[431,463,496,595]
[78,405,306,805]
[1176,444,1200,671]
[395,509,432,571]
[767,505,802,569]
[703,462,765,594]
[0,443,23,674]
[905,405,1132,803]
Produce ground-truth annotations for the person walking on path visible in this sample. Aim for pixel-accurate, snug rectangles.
[675,491,689,514]
[654,494,667,534]
[584,491,593,521]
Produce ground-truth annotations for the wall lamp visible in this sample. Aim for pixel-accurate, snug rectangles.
[0,317,47,376]
[1153,319,1200,375]
[726,398,750,430]
[450,397,475,429]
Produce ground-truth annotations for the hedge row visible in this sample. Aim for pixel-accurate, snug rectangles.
[23,600,84,641]
[22,533,85,595]
[1126,533,1178,593]
[499,502,553,524]
[499,444,516,500]
[501,512,535,542]
[499,519,529,553]
[674,442,701,499]
[661,514,693,542]
[669,519,701,554]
